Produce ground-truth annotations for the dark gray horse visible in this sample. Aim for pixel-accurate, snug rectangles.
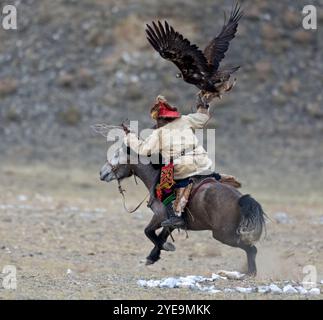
[100,146,266,275]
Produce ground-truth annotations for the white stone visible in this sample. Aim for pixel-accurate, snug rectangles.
[283,285,298,294]
[235,287,254,294]
[137,280,147,287]
[146,280,161,288]
[274,212,290,224]
[295,286,308,295]
[209,288,222,294]
[308,288,320,295]
[223,288,235,293]
[257,286,271,293]
[160,278,178,288]
[17,194,27,201]
[196,284,215,292]
[269,284,283,294]
[178,277,197,288]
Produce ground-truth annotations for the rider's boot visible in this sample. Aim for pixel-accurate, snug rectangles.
[161,185,193,228]
[161,202,185,228]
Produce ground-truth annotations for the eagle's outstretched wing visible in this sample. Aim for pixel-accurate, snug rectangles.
[204,3,243,71]
[146,21,210,84]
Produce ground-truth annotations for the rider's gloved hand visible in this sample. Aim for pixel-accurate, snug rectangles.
[121,123,130,135]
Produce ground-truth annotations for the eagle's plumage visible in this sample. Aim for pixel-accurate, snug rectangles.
[145,3,243,99]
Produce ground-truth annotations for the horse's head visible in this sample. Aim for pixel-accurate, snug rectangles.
[100,146,133,183]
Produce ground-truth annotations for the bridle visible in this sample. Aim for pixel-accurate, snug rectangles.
[106,159,149,214]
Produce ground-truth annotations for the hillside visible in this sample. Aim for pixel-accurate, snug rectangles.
[0,0,322,191]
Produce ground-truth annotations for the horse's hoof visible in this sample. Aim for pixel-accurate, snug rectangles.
[162,242,176,252]
[145,258,155,266]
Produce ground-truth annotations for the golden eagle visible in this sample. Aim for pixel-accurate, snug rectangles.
[146,3,243,105]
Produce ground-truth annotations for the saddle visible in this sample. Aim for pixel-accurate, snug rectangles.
[189,176,218,202]
[189,173,242,202]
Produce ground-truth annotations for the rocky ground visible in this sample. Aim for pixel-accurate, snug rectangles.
[0,0,323,299]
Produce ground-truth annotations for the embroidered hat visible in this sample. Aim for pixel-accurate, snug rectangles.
[150,95,181,120]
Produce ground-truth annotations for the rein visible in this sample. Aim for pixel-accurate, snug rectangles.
[117,178,149,213]
[108,160,149,213]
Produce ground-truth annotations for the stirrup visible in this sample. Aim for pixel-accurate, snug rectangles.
[161,216,185,228]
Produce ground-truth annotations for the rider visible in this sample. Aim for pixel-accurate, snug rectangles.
[124,95,239,228]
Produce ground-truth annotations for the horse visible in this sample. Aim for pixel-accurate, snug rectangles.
[100,145,266,276]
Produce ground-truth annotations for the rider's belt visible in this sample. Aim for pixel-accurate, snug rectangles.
[169,146,196,163]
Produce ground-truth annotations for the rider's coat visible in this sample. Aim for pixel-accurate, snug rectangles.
[124,111,213,180]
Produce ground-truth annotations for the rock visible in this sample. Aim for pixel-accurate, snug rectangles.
[281,79,300,95]
[235,287,254,294]
[177,278,196,288]
[293,30,313,44]
[244,6,262,21]
[217,270,245,280]
[269,284,282,294]
[308,288,320,295]
[17,195,28,202]
[57,68,95,89]
[255,60,272,80]
[257,286,271,293]
[283,10,300,28]
[57,72,75,88]
[160,278,178,288]
[295,286,307,295]
[146,280,161,288]
[137,280,148,287]
[223,288,235,293]
[76,68,95,89]
[209,288,222,294]
[0,78,17,96]
[306,103,323,119]
[195,283,215,292]
[6,106,21,122]
[262,24,280,40]
[283,284,298,294]
[274,212,290,224]
[59,107,82,126]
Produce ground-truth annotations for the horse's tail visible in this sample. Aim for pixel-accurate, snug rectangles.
[237,194,266,245]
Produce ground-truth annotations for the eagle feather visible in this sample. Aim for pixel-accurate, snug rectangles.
[145,3,243,95]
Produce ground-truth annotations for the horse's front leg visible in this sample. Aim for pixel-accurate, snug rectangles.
[144,213,163,265]
[144,201,174,265]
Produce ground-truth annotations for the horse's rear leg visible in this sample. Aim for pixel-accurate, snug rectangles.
[241,244,257,276]
[212,231,258,276]
[159,227,175,251]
